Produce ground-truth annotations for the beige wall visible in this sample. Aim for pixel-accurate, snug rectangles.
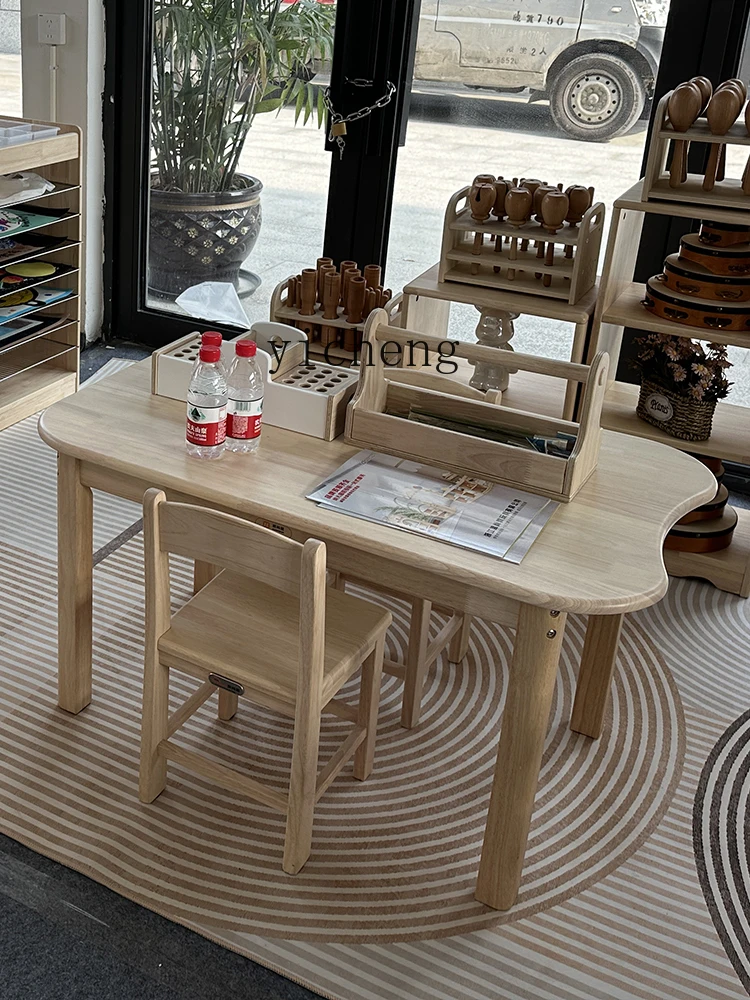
[21,0,105,343]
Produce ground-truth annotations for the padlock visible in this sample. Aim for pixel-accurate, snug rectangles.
[331,121,347,137]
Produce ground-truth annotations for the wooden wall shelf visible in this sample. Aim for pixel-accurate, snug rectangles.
[0,117,82,432]
[590,173,750,596]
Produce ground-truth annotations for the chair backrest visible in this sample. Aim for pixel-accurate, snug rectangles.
[142,489,327,703]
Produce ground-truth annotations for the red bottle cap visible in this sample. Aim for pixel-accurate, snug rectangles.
[201,331,223,347]
[235,340,257,357]
[199,345,221,363]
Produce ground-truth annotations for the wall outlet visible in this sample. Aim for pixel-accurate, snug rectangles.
[37,14,67,46]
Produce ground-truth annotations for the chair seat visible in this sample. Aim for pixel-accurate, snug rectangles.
[158,571,391,708]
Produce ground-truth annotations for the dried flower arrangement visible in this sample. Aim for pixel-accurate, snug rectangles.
[633,333,732,402]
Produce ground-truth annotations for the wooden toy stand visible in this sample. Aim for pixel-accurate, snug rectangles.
[270,278,401,365]
[0,117,82,431]
[439,186,604,305]
[591,177,750,596]
[346,309,609,503]
[643,91,750,212]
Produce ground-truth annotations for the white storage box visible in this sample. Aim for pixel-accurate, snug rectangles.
[151,330,359,441]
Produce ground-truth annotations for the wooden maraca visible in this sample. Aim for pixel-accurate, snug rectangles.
[504,186,532,279]
[469,182,496,273]
[563,185,593,259]
[491,178,509,272]
[667,82,703,187]
[517,180,541,252]
[742,101,750,195]
[473,173,496,185]
[690,76,713,113]
[715,80,747,180]
[540,190,569,286]
[704,87,742,191]
[529,184,556,277]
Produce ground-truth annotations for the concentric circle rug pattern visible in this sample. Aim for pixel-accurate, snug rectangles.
[0,534,683,944]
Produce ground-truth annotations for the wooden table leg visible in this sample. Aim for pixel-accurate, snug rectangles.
[400,598,432,729]
[570,613,623,739]
[475,603,566,910]
[448,614,472,663]
[58,454,93,714]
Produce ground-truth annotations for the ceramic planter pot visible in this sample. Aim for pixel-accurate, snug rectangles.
[148,173,263,297]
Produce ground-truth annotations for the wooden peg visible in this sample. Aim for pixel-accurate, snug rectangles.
[338,261,357,306]
[364,263,381,289]
[299,268,317,316]
[294,275,302,309]
[346,275,366,324]
[380,288,392,308]
[364,287,377,317]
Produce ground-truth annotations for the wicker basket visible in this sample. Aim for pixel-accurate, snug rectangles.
[636,379,716,442]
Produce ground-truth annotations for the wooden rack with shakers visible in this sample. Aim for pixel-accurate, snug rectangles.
[643,78,750,211]
[270,257,396,364]
[345,309,609,503]
[438,180,604,305]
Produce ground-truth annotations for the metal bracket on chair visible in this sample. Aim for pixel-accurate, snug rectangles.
[208,673,245,697]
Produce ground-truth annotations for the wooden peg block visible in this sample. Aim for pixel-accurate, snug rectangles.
[346,275,366,324]
[364,263,382,289]
[300,269,317,316]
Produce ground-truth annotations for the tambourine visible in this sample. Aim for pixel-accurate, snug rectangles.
[643,275,750,330]
[665,505,737,552]
[679,233,750,276]
[661,254,750,302]
[699,220,750,247]
[677,483,729,524]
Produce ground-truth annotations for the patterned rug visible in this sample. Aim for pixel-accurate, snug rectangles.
[0,373,749,998]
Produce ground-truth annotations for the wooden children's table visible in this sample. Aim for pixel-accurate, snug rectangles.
[39,361,713,911]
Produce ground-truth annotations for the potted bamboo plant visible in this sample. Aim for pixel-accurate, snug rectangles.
[149,0,335,297]
[634,333,732,441]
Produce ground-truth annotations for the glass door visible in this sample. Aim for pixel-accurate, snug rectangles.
[105,0,414,346]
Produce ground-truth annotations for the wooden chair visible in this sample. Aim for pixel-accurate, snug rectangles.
[332,574,472,729]
[140,489,391,875]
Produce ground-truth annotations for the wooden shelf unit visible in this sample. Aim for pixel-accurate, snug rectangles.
[643,91,750,213]
[0,117,82,432]
[438,186,604,305]
[590,178,750,596]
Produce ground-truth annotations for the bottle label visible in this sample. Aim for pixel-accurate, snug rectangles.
[186,402,227,446]
[227,396,263,440]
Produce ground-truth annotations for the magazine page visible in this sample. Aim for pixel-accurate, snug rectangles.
[307,451,558,561]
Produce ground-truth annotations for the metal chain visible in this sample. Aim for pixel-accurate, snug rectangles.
[323,79,397,159]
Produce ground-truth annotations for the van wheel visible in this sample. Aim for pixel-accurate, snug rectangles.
[549,53,645,142]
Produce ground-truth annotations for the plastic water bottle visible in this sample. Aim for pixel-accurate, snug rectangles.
[186,344,227,460]
[200,331,228,376]
[225,339,264,454]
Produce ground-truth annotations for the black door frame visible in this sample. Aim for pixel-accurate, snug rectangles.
[103,0,750,351]
[103,0,418,349]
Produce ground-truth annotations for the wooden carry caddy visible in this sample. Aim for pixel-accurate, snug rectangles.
[345,310,609,503]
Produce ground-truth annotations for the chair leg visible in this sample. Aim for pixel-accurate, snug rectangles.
[354,635,385,780]
[139,655,169,803]
[448,614,472,663]
[283,694,323,875]
[218,690,238,721]
[401,598,432,729]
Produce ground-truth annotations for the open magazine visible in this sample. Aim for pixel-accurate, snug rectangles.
[307,451,558,564]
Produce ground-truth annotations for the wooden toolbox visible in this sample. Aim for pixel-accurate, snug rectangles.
[345,310,609,503]
[438,186,604,305]
[151,331,359,441]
